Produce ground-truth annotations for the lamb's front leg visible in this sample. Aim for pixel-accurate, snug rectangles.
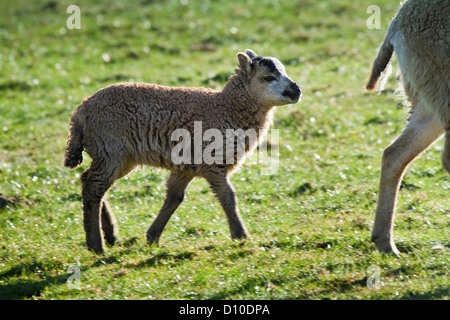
[205,171,249,240]
[373,107,443,255]
[147,173,193,246]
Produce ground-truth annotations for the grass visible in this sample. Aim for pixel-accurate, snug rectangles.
[0,0,449,300]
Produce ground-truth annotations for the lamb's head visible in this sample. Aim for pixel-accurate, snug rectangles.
[237,49,301,108]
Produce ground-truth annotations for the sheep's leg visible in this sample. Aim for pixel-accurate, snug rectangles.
[205,173,249,240]
[373,107,443,255]
[101,200,118,246]
[441,130,450,174]
[81,165,118,254]
[147,173,193,246]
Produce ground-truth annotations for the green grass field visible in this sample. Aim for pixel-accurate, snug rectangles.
[0,0,448,300]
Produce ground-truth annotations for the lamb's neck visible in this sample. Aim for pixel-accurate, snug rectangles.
[220,75,272,133]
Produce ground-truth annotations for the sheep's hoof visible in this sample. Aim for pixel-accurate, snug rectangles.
[372,237,400,257]
[377,245,400,257]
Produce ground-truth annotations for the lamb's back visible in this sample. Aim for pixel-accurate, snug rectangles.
[77,82,220,166]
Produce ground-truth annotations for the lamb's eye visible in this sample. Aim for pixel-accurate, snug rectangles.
[263,76,276,82]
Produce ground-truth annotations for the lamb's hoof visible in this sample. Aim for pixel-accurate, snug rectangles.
[101,202,118,246]
[87,239,106,254]
[87,244,105,254]
[104,236,117,247]
[231,229,250,241]
[102,229,118,247]
[146,233,160,247]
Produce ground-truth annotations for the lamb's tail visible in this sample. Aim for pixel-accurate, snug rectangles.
[366,38,394,92]
[64,110,84,169]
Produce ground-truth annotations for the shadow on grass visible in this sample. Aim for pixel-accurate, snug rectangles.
[0,247,196,299]
[0,276,68,300]
[124,250,197,269]
[0,261,67,300]
[397,287,450,300]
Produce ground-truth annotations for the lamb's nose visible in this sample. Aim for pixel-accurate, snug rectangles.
[291,82,301,97]
[284,82,301,101]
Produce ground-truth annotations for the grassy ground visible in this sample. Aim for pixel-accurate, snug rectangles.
[0,0,448,300]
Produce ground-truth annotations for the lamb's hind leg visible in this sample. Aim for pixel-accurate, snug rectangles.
[81,161,131,253]
[205,171,249,240]
[81,166,113,254]
[101,200,118,246]
[147,173,193,246]
[373,106,443,255]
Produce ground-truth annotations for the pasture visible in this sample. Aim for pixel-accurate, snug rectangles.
[0,0,448,300]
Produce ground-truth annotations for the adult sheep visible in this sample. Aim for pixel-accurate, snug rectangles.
[366,0,449,255]
[64,49,301,253]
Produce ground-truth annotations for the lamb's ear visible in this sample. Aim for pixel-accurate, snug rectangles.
[245,49,258,59]
[237,52,253,76]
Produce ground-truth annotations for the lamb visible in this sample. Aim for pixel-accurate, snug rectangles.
[366,0,450,255]
[64,49,301,253]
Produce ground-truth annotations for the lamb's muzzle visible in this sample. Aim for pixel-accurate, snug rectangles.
[282,81,301,102]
